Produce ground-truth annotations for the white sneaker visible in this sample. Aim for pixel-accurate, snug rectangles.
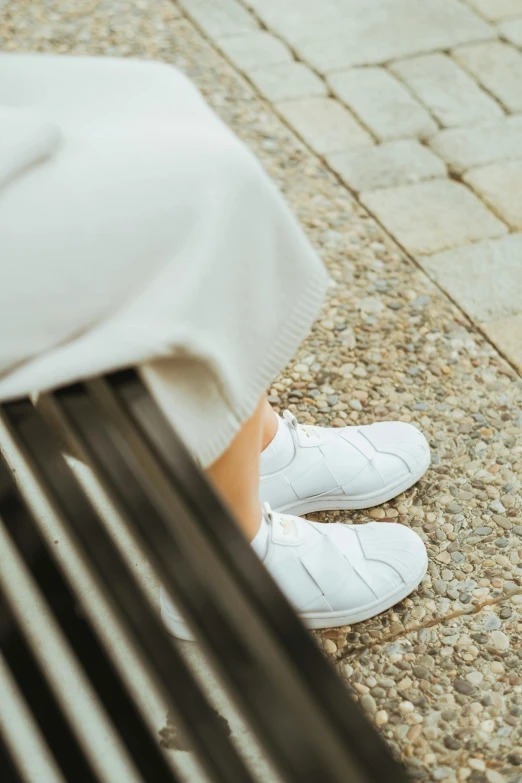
[259,412,430,516]
[161,506,428,640]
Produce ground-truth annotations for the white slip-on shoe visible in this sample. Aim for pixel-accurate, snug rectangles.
[259,411,431,516]
[161,505,428,640]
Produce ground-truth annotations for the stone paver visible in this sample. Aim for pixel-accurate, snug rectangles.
[327,140,446,193]
[483,314,522,373]
[361,180,507,255]
[429,116,522,173]
[275,97,373,155]
[464,161,522,231]
[247,62,327,102]
[499,17,522,46]
[466,0,522,22]
[420,233,522,322]
[390,53,503,128]
[178,0,258,37]
[328,67,438,142]
[246,0,494,72]
[216,31,292,70]
[453,41,522,113]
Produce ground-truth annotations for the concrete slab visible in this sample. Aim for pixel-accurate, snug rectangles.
[464,160,522,231]
[390,53,503,128]
[246,0,495,72]
[328,67,438,141]
[466,0,522,22]
[453,42,522,113]
[429,116,522,173]
[248,61,327,101]
[420,234,522,323]
[178,0,258,37]
[361,180,507,256]
[276,97,373,154]
[498,18,522,46]
[216,31,293,70]
[328,140,446,192]
[483,314,522,374]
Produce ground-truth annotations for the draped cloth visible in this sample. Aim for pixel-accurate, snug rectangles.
[0,54,328,466]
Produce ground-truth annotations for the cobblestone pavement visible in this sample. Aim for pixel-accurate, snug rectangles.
[179,0,522,375]
[4,1,522,782]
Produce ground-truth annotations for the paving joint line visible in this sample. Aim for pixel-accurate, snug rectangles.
[448,44,514,116]
[381,64,443,132]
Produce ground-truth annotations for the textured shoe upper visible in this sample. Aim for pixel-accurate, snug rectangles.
[161,505,428,638]
[264,507,427,614]
[260,412,430,509]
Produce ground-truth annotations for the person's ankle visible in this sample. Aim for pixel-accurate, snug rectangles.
[261,401,279,451]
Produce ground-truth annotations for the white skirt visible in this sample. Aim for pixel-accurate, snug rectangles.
[0,54,328,466]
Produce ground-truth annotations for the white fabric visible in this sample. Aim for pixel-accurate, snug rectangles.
[259,413,295,474]
[0,54,328,466]
[250,514,269,560]
[259,411,430,514]
[0,106,62,190]
[161,506,428,639]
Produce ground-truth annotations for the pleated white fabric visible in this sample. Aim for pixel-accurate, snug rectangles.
[0,54,328,466]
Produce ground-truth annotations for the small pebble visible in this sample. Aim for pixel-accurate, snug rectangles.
[444,736,462,750]
[490,631,510,651]
[466,671,483,686]
[433,768,454,781]
[486,770,505,783]
[360,694,377,714]
[484,615,501,631]
[455,678,475,695]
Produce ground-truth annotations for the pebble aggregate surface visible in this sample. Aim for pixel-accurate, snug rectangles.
[3,1,522,781]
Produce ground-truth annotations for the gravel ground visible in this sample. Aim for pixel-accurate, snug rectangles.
[3,2,522,781]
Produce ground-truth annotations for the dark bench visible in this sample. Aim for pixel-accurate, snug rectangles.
[0,370,407,783]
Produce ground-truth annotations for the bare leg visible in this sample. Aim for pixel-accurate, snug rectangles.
[261,397,279,450]
[206,396,266,541]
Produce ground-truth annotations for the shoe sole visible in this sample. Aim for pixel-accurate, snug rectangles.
[160,556,428,640]
[273,452,431,517]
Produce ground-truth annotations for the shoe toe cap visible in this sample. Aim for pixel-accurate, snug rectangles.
[355,521,428,586]
[364,421,430,475]
[322,521,427,613]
